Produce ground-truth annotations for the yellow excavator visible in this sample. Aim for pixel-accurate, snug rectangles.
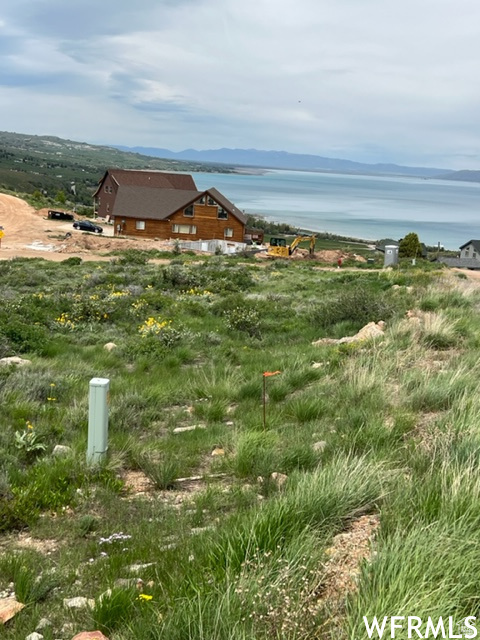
[267,235,316,258]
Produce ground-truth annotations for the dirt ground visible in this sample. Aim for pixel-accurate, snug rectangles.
[0,194,175,262]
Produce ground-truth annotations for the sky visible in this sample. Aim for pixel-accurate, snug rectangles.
[1,0,480,170]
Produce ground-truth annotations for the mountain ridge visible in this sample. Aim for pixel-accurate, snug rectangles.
[114,145,458,179]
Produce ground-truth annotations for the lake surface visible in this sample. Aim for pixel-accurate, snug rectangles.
[193,169,480,249]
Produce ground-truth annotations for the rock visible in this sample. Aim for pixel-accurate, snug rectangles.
[26,633,43,640]
[103,342,117,352]
[0,597,25,624]
[127,562,156,573]
[270,472,288,488]
[313,440,327,453]
[173,425,206,434]
[312,321,386,347]
[224,421,234,426]
[52,445,72,457]
[36,619,52,631]
[61,623,75,635]
[71,632,110,640]
[0,356,32,367]
[63,596,95,610]
[211,446,225,457]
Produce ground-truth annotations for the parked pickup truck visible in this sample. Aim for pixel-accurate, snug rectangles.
[48,210,74,221]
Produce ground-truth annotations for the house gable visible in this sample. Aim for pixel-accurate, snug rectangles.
[459,240,480,260]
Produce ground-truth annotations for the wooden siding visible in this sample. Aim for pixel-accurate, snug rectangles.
[112,202,245,241]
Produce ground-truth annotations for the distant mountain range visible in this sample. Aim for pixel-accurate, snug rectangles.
[114,145,474,180]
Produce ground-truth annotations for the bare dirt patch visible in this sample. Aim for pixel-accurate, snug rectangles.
[0,194,176,261]
[0,531,60,555]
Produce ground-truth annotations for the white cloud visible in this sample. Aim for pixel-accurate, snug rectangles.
[0,0,479,168]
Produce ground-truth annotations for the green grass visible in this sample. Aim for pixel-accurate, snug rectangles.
[0,255,478,639]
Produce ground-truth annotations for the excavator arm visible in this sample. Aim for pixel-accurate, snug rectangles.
[289,235,316,255]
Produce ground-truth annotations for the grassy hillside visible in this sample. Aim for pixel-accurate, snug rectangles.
[0,253,478,639]
[0,131,233,206]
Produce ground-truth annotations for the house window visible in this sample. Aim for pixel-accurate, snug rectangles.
[197,196,205,205]
[218,208,228,220]
[207,197,216,206]
[104,185,108,192]
[184,205,194,217]
[474,252,477,259]
[172,224,197,234]
[224,228,234,238]
[465,248,470,257]
[106,204,110,213]
[136,220,146,230]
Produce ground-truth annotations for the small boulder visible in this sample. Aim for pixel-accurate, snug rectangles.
[52,445,73,458]
[71,632,110,640]
[127,562,156,573]
[36,619,52,631]
[63,597,95,610]
[103,342,117,352]
[270,472,288,488]
[26,633,43,640]
[0,597,25,624]
[173,425,206,434]
[0,356,31,367]
[211,446,225,457]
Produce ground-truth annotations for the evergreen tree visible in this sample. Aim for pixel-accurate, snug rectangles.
[399,232,422,258]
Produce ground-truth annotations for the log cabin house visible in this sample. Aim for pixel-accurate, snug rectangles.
[93,169,247,242]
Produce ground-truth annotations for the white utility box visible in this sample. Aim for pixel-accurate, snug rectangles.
[87,377,110,464]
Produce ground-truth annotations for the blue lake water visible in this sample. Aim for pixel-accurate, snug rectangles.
[193,169,480,250]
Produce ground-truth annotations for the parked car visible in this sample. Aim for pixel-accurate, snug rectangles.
[73,220,103,234]
[48,210,74,221]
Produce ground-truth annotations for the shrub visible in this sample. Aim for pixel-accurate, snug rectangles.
[62,256,82,266]
[311,286,399,329]
[136,452,181,490]
[224,307,262,339]
[92,587,139,634]
[233,431,279,478]
[117,249,150,265]
[0,553,61,603]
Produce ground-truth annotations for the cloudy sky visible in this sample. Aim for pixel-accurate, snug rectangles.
[1,0,479,169]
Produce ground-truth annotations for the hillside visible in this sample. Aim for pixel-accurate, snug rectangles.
[115,145,456,178]
[0,131,233,205]
[435,169,480,182]
[1,251,480,639]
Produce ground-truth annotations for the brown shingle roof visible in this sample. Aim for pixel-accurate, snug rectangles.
[112,186,202,220]
[110,185,247,224]
[94,169,197,195]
